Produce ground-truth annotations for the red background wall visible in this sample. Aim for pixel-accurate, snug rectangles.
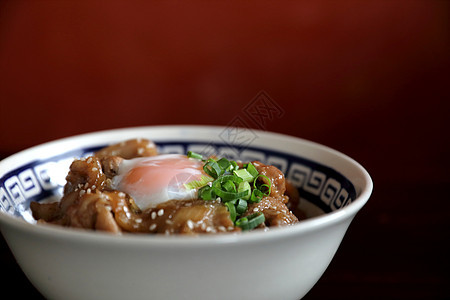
[1,1,449,299]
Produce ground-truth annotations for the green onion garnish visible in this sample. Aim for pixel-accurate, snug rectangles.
[237,181,251,200]
[235,199,248,214]
[245,162,259,178]
[236,212,265,231]
[214,187,249,202]
[184,175,214,190]
[217,157,231,171]
[203,159,223,179]
[184,151,272,231]
[222,180,236,193]
[250,188,264,203]
[213,174,243,185]
[225,202,237,222]
[187,151,203,160]
[198,185,215,200]
[229,160,239,172]
[233,168,254,182]
[254,174,272,196]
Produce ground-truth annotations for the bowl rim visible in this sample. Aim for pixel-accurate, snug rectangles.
[0,125,373,248]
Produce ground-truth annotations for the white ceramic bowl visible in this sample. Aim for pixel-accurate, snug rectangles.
[0,126,372,300]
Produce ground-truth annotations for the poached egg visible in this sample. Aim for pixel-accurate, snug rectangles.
[111,154,208,211]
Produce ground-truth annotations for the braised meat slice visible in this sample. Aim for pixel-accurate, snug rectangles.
[99,155,123,179]
[63,156,107,195]
[245,196,299,227]
[31,190,121,234]
[95,138,157,159]
[153,200,238,234]
[110,198,238,235]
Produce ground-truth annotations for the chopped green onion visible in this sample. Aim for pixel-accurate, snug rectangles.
[237,181,251,200]
[198,185,215,200]
[203,159,223,179]
[236,212,265,231]
[233,169,254,182]
[217,157,231,172]
[229,161,239,171]
[213,187,249,202]
[190,151,272,231]
[248,212,265,229]
[254,174,272,196]
[213,174,243,186]
[183,175,214,190]
[246,162,259,178]
[250,189,264,203]
[236,216,248,228]
[259,184,271,195]
[225,202,237,222]
[187,151,203,160]
[235,199,248,214]
[222,180,236,193]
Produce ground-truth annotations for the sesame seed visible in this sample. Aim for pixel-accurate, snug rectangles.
[135,218,143,223]
[227,226,234,231]
[118,192,126,198]
[186,219,194,229]
[206,226,213,232]
[157,209,164,217]
[86,188,92,194]
[87,157,93,164]
[253,207,259,212]
[166,219,174,225]
[79,190,86,196]
[149,223,157,231]
[137,148,144,155]
[200,223,207,230]
[91,185,96,190]
[92,167,98,172]
[151,211,157,219]
[218,226,226,232]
